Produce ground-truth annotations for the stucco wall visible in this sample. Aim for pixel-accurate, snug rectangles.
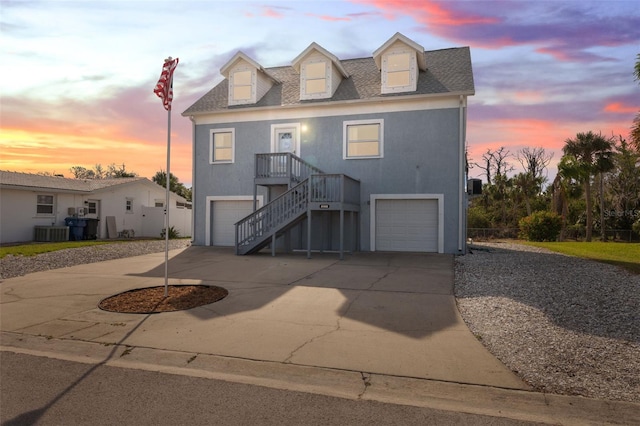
[192,107,463,253]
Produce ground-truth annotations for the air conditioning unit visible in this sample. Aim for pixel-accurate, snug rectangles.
[34,226,69,242]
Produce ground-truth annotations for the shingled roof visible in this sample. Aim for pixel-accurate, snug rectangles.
[0,170,147,193]
[183,47,474,116]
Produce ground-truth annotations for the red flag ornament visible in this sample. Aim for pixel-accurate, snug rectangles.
[154,57,179,111]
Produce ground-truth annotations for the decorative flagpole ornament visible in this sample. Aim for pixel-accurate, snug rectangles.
[154,57,179,110]
[154,56,179,297]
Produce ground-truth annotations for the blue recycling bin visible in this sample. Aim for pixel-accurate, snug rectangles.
[65,217,87,241]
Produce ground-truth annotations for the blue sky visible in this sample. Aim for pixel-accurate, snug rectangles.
[1,0,638,186]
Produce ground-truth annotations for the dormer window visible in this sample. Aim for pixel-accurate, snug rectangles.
[301,60,329,98]
[293,42,349,101]
[231,70,253,101]
[381,49,416,93]
[373,32,427,95]
[220,51,279,107]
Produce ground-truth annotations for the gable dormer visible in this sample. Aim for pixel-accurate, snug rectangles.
[292,42,349,101]
[220,52,278,106]
[373,32,427,94]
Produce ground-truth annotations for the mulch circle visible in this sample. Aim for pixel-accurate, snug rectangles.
[98,285,228,314]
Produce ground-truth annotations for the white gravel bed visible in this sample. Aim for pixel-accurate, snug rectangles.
[455,241,640,403]
[0,240,191,280]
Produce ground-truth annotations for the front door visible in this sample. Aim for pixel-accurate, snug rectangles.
[271,124,300,155]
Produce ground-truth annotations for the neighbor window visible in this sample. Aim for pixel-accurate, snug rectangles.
[155,200,164,208]
[343,119,383,159]
[125,198,133,213]
[210,128,235,163]
[36,194,54,215]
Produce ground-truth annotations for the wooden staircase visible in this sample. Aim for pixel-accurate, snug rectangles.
[235,153,360,257]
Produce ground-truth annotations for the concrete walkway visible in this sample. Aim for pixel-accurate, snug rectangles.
[2,247,638,424]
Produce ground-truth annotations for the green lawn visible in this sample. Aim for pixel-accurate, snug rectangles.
[522,241,640,274]
[0,241,120,258]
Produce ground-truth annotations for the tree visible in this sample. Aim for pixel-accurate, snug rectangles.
[632,54,640,151]
[604,136,640,230]
[69,163,136,179]
[152,170,192,201]
[561,131,614,241]
[516,147,553,182]
[473,147,513,185]
[106,163,137,178]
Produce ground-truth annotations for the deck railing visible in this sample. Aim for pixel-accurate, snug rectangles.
[309,174,360,205]
[255,153,323,183]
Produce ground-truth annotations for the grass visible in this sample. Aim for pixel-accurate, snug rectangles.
[521,241,640,274]
[0,240,120,258]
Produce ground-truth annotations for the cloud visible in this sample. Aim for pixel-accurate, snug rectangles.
[604,102,639,114]
[355,0,640,62]
[305,13,351,22]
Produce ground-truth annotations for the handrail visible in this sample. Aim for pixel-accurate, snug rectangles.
[235,178,309,252]
[255,153,323,183]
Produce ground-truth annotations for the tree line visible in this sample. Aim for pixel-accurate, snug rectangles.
[468,55,640,241]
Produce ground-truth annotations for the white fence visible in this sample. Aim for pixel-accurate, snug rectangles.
[140,206,191,238]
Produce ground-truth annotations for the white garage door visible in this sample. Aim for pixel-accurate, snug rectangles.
[211,200,254,246]
[375,199,438,252]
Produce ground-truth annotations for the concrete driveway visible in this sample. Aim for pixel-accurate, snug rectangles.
[1,246,526,389]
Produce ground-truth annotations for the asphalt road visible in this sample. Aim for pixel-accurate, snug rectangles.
[1,351,543,425]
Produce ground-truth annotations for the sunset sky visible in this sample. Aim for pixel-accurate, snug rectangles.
[1,0,638,186]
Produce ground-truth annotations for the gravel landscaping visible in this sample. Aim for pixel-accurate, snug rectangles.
[455,241,640,403]
[1,239,638,403]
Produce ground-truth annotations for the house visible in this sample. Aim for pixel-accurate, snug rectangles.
[0,171,192,244]
[182,32,474,256]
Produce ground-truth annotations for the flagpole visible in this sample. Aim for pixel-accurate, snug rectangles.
[154,56,178,299]
[164,103,171,297]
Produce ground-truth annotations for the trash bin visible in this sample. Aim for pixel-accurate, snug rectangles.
[64,217,87,241]
[83,218,100,240]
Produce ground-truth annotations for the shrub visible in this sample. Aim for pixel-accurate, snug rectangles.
[160,226,180,239]
[519,211,562,242]
[467,205,492,228]
[633,219,640,235]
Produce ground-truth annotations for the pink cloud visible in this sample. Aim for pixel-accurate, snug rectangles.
[305,13,351,22]
[604,102,638,114]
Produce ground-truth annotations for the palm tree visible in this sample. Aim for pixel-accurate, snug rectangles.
[562,131,614,241]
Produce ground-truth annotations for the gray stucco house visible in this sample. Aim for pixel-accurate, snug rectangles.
[183,32,474,256]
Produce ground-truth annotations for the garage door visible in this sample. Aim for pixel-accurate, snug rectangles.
[375,199,438,252]
[211,200,254,246]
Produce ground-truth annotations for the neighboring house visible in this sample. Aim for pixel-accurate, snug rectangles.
[182,32,474,256]
[0,171,191,244]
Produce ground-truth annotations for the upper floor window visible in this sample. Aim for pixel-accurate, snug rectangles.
[125,198,133,213]
[343,119,384,159]
[36,194,54,215]
[210,128,235,163]
[229,69,255,105]
[301,60,329,100]
[381,50,417,94]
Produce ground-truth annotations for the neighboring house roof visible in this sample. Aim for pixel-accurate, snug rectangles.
[183,46,474,116]
[0,171,187,202]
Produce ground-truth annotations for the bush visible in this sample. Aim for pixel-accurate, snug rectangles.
[519,211,562,242]
[467,205,492,228]
[160,226,180,239]
[633,219,640,235]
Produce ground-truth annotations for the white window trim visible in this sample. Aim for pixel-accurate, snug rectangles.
[381,49,417,94]
[270,123,301,155]
[125,198,133,214]
[343,119,384,160]
[300,59,330,100]
[228,68,256,105]
[210,128,235,164]
[204,195,264,246]
[369,194,444,253]
[36,194,55,216]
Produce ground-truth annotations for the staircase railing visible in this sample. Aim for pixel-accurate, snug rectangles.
[255,153,323,184]
[235,179,309,254]
[309,174,360,205]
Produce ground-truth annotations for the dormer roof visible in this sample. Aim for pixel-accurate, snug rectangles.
[220,51,279,83]
[373,32,427,71]
[291,42,349,78]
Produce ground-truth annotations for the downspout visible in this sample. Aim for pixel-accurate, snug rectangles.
[189,116,196,244]
[458,95,465,253]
